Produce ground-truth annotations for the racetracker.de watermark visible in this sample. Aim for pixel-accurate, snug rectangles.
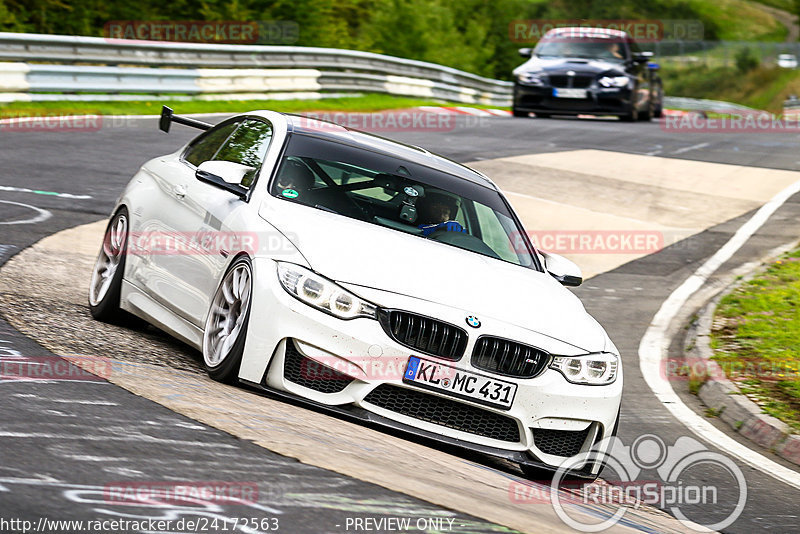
[298,352,455,382]
[663,357,800,382]
[0,114,149,133]
[119,231,299,256]
[0,114,103,132]
[298,111,483,133]
[520,230,664,254]
[0,356,111,382]
[103,481,258,505]
[509,19,704,43]
[662,111,800,133]
[104,20,260,44]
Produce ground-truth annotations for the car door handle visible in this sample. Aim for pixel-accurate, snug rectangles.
[173,184,187,199]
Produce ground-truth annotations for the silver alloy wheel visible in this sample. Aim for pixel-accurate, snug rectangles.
[203,261,252,368]
[89,213,128,306]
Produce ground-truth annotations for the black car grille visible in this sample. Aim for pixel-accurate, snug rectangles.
[532,426,593,457]
[549,74,593,88]
[379,310,467,361]
[471,337,550,379]
[283,340,353,394]
[364,384,520,442]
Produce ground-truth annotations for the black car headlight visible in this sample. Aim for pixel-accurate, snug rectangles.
[598,76,630,88]
[277,262,378,320]
[516,72,545,86]
[550,352,619,385]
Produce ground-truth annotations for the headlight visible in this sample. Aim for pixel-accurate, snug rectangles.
[598,76,630,88]
[550,352,619,385]
[277,262,378,320]
[516,72,545,86]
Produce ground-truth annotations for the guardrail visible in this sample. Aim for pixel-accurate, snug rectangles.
[0,32,513,105]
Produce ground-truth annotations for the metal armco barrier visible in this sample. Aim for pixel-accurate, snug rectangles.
[0,32,513,105]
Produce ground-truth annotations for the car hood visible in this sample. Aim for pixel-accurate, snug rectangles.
[514,56,627,77]
[261,200,607,352]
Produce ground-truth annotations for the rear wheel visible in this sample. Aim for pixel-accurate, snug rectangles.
[512,108,529,118]
[203,256,253,383]
[89,208,129,321]
[535,112,551,118]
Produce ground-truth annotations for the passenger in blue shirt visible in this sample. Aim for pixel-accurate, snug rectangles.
[416,192,467,237]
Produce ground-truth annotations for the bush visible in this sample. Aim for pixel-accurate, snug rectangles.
[735,47,760,73]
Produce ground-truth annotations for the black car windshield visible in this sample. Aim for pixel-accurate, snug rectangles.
[535,39,628,61]
[269,133,538,270]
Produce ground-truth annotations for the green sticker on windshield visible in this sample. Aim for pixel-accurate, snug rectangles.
[281,188,299,199]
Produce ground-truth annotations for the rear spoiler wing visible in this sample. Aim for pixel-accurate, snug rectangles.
[159,106,212,133]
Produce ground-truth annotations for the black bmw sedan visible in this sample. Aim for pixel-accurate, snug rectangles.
[512,27,663,121]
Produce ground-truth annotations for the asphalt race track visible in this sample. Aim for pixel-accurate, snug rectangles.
[1,111,800,533]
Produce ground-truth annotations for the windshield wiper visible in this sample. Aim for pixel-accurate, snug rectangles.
[314,205,339,214]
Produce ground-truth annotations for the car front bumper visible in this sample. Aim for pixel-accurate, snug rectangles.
[238,258,623,472]
[513,82,635,116]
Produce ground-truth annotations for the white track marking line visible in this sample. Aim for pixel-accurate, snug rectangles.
[0,200,51,225]
[0,185,92,199]
[672,142,710,155]
[639,177,800,490]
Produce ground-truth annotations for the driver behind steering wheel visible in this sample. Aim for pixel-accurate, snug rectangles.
[416,191,466,237]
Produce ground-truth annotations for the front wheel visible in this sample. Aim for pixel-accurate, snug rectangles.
[89,208,129,321]
[203,256,253,383]
[653,92,664,118]
[640,99,653,121]
[620,104,638,122]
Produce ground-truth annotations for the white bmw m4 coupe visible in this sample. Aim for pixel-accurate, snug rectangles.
[89,107,622,479]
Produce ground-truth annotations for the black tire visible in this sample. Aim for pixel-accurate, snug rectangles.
[512,108,529,118]
[535,112,551,118]
[202,256,253,383]
[640,100,653,122]
[89,207,129,322]
[620,104,638,122]
[653,96,663,118]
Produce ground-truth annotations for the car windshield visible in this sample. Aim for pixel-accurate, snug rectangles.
[269,133,538,269]
[535,38,628,61]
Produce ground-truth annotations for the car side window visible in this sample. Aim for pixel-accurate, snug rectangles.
[183,121,240,167]
[213,120,274,188]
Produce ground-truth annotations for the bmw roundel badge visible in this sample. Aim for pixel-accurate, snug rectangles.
[466,315,481,328]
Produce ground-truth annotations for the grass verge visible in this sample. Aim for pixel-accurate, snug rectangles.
[662,64,800,114]
[0,94,505,119]
[711,249,800,433]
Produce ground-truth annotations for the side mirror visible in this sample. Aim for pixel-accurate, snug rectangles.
[541,251,583,286]
[518,48,533,58]
[633,51,654,63]
[196,160,254,199]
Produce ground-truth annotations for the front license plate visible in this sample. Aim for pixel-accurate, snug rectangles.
[403,356,517,410]
[553,88,587,99]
